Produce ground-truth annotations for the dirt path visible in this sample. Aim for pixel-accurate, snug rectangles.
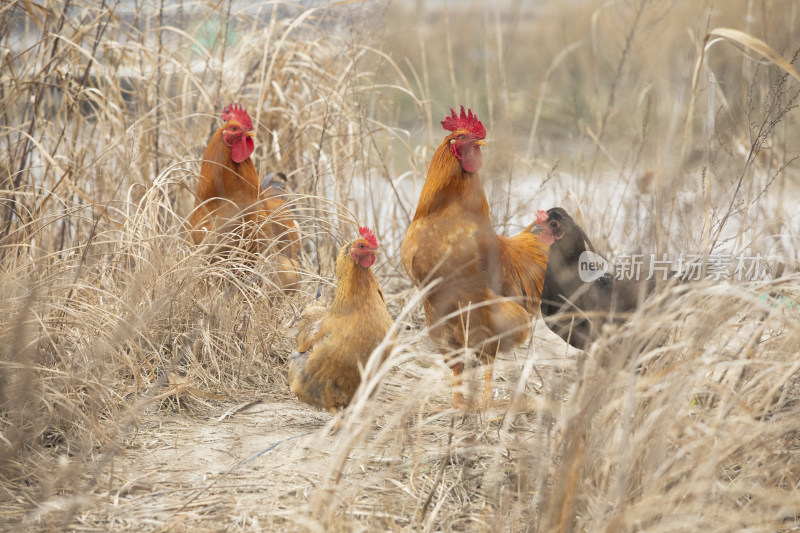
[73,324,576,532]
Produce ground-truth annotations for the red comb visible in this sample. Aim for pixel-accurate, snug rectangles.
[358,226,378,248]
[441,106,486,139]
[221,102,253,130]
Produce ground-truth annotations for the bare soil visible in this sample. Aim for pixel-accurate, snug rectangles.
[70,324,575,532]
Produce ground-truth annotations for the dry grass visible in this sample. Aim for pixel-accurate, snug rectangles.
[1,0,799,530]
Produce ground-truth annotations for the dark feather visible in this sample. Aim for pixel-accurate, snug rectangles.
[540,207,679,350]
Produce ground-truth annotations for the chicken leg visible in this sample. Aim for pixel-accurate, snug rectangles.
[451,361,494,409]
[453,363,467,408]
[484,363,493,405]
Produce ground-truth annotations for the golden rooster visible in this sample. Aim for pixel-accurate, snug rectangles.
[189,103,300,284]
[288,227,394,412]
[401,107,549,407]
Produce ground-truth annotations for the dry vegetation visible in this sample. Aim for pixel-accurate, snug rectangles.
[1,0,799,530]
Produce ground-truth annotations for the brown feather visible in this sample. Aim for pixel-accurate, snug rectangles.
[288,238,394,410]
[189,126,260,243]
[401,130,548,364]
[189,119,301,277]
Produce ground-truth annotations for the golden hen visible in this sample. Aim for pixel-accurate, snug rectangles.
[401,107,549,407]
[288,227,394,412]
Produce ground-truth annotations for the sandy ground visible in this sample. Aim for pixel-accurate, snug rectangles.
[69,323,576,532]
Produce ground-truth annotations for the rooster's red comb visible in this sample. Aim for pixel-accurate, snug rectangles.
[358,226,378,248]
[221,102,253,130]
[441,106,486,139]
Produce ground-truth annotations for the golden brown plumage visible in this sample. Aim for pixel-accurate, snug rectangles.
[288,227,394,411]
[401,107,548,406]
[189,103,300,284]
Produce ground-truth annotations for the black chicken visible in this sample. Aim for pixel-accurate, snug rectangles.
[537,207,680,349]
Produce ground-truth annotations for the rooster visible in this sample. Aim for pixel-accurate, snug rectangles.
[288,227,394,412]
[189,103,300,282]
[401,107,549,407]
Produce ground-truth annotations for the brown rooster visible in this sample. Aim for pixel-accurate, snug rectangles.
[401,107,549,407]
[288,227,394,412]
[189,103,300,283]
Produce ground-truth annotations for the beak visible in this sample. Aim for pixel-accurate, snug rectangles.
[372,248,381,255]
[246,131,256,138]
[475,140,486,147]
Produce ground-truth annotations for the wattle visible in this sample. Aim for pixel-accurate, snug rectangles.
[359,254,375,269]
[460,143,482,173]
[540,231,555,246]
[231,136,254,163]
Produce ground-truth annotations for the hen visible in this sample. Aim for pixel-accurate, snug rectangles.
[537,207,678,349]
[288,227,394,412]
[401,107,549,407]
[189,103,300,283]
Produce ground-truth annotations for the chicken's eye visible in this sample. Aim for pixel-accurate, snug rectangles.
[229,126,238,132]
[458,135,465,140]
[359,244,365,249]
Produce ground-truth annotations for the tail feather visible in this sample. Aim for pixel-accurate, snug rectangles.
[287,350,319,407]
[498,231,549,315]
